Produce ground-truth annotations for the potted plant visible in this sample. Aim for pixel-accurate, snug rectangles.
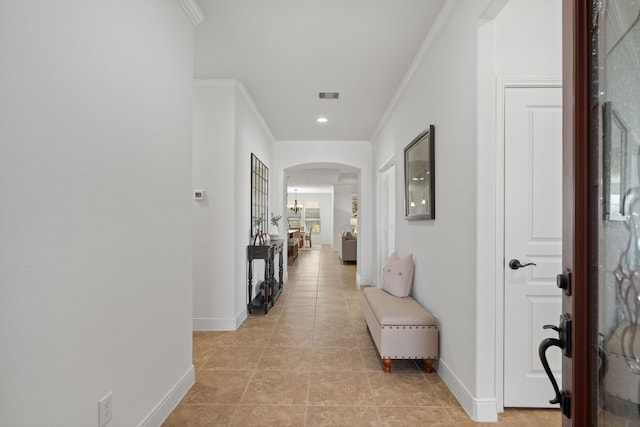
[269,212,282,239]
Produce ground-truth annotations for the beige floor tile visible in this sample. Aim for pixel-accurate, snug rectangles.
[162,403,238,427]
[315,297,347,307]
[313,330,358,348]
[497,408,561,426]
[241,370,310,405]
[167,248,556,426]
[183,370,253,404]
[306,406,382,427]
[192,332,220,367]
[368,372,440,407]
[355,329,376,348]
[229,405,307,427]
[431,381,461,407]
[288,290,319,299]
[531,409,562,425]
[269,328,314,347]
[377,406,453,426]
[283,304,318,317]
[446,407,497,426]
[259,346,311,371]
[314,305,351,318]
[308,372,374,406]
[201,345,264,370]
[314,316,353,331]
[360,347,387,372]
[309,346,365,372]
[239,315,279,330]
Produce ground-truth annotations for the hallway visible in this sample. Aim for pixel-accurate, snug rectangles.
[164,246,560,426]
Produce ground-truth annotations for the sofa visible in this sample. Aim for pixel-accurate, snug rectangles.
[339,232,357,263]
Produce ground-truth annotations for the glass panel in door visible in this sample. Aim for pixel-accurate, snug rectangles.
[592,1,640,424]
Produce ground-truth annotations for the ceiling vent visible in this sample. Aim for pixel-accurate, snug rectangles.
[319,92,339,100]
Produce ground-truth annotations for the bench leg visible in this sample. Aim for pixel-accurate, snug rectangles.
[424,358,434,373]
[382,358,392,373]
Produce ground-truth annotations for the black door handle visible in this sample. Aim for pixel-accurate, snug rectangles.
[509,259,537,270]
[538,313,572,418]
[539,336,564,405]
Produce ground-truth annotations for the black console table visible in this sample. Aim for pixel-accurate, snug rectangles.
[247,239,283,314]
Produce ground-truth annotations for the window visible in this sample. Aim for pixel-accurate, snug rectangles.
[304,201,320,232]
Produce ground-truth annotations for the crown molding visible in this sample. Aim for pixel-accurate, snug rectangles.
[177,0,204,27]
[234,80,276,143]
[276,140,371,146]
[480,0,509,19]
[370,0,463,142]
[193,79,236,88]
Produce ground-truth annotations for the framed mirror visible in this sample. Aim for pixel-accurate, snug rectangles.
[250,153,268,237]
[404,125,435,220]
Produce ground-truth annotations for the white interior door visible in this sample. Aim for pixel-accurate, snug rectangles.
[504,86,563,407]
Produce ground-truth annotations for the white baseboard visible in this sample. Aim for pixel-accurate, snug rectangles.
[139,365,195,427]
[438,359,498,422]
[235,310,247,328]
[193,317,236,331]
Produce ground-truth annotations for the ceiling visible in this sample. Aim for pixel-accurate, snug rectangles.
[194,0,446,142]
[194,1,445,193]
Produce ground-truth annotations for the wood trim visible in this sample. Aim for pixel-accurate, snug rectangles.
[562,0,591,425]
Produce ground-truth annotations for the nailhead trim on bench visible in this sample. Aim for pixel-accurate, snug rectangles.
[381,326,437,330]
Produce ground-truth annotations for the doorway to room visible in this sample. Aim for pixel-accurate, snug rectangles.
[284,162,361,263]
[377,159,396,285]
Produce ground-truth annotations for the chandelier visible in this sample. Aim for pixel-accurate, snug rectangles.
[289,189,302,214]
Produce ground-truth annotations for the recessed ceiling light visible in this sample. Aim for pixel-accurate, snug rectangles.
[316,117,328,123]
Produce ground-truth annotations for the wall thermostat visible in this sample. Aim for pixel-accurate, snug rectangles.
[194,189,205,200]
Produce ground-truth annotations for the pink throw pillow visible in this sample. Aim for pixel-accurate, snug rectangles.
[384,252,400,268]
[382,254,414,297]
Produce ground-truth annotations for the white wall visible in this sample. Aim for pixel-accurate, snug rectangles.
[192,80,275,330]
[372,0,561,421]
[274,142,373,285]
[479,0,562,412]
[333,185,358,249]
[0,1,195,426]
[372,0,486,417]
[192,81,237,330]
[234,83,276,319]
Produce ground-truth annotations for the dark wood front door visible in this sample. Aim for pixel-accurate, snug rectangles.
[562,0,640,425]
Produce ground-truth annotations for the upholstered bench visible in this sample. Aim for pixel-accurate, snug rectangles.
[363,286,438,373]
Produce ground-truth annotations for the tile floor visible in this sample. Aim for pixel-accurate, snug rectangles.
[164,246,560,426]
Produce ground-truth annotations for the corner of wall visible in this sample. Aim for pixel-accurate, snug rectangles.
[438,360,498,422]
[233,81,276,143]
[139,365,195,426]
[176,0,204,26]
[193,317,237,331]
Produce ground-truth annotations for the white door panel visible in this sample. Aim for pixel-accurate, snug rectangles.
[504,86,563,407]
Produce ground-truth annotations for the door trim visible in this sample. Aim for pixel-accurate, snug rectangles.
[562,0,591,423]
[495,77,562,410]
[376,156,395,286]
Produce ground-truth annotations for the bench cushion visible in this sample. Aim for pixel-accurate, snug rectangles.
[363,287,436,326]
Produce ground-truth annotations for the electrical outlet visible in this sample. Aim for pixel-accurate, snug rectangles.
[98,391,113,427]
